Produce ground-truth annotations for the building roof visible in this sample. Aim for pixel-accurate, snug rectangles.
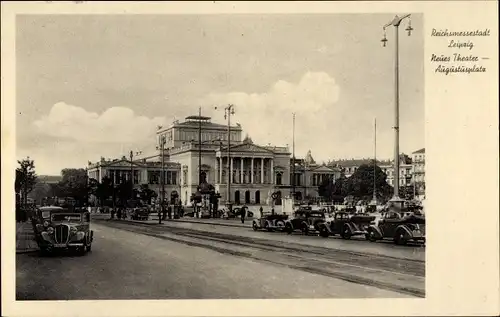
[412,148,425,154]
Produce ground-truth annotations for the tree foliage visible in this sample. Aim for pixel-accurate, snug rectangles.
[318,163,393,202]
[51,168,88,206]
[16,158,38,205]
[138,184,157,204]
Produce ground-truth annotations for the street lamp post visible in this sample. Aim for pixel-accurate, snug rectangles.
[292,113,296,200]
[198,107,203,185]
[129,150,142,202]
[224,105,235,212]
[381,14,413,203]
[157,135,166,224]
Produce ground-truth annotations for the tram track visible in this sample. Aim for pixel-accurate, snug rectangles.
[96,219,425,297]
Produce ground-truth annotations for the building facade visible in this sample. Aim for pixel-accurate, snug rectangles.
[88,115,317,206]
[411,148,426,195]
[87,114,425,205]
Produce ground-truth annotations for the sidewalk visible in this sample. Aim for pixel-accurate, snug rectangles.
[16,221,39,253]
[97,215,253,229]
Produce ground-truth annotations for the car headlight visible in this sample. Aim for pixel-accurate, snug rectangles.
[70,227,77,234]
[43,221,49,227]
[47,227,54,234]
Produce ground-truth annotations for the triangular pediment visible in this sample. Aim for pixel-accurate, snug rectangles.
[105,160,144,168]
[226,143,274,154]
[312,165,336,173]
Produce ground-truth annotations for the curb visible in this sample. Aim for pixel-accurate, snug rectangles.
[16,249,39,254]
[104,218,251,229]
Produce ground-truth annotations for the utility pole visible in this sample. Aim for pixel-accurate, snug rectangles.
[224,104,235,212]
[382,14,413,203]
[292,113,296,201]
[198,107,202,185]
[129,150,142,202]
[374,118,377,200]
[159,135,166,224]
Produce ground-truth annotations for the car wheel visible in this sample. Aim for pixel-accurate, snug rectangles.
[301,224,309,235]
[40,247,51,257]
[275,220,285,231]
[394,230,407,245]
[252,222,258,231]
[367,229,377,242]
[342,226,352,240]
[319,227,329,238]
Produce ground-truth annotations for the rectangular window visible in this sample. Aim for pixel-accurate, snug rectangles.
[171,171,177,185]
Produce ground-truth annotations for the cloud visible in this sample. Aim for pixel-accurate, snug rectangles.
[202,72,342,158]
[202,71,423,163]
[33,102,166,144]
[26,102,167,174]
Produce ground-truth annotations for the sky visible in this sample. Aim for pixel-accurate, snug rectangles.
[16,14,424,175]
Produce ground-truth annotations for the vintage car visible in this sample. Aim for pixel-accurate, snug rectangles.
[130,207,150,220]
[318,211,375,239]
[366,210,425,245]
[34,206,94,255]
[252,211,289,231]
[284,209,327,235]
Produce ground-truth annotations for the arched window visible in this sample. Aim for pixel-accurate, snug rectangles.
[200,171,207,184]
[235,191,241,204]
[245,190,250,204]
[255,190,260,204]
[276,172,283,185]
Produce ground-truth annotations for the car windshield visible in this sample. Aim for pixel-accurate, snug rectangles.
[51,213,81,222]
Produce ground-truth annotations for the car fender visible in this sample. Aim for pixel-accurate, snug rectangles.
[40,231,55,243]
[396,225,412,238]
[252,219,260,228]
[318,221,332,232]
[368,225,383,239]
[265,220,273,228]
[344,222,356,233]
[285,220,294,230]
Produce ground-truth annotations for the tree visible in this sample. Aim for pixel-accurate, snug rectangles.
[346,163,393,202]
[96,176,114,206]
[138,184,156,204]
[116,180,134,207]
[318,164,393,203]
[52,168,88,206]
[16,158,38,206]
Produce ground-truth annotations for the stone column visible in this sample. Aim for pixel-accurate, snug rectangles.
[230,157,234,184]
[251,158,254,184]
[219,157,223,184]
[261,158,264,184]
[240,157,244,183]
[270,159,274,184]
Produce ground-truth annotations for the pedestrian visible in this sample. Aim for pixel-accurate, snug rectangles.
[240,206,246,224]
[271,208,275,215]
[259,206,264,218]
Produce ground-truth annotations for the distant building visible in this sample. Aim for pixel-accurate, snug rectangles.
[290,150,342,201]
[88,115,295,206]
[412,148,425,196]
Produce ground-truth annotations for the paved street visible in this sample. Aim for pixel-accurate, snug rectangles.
[17,219,424,300]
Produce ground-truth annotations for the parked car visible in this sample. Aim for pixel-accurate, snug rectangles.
[130,207,149,220]
[252,212,289,231]
[34,206,94,255]
[318,211,375,239]
[284,209,327,235]
[366,210,425,245]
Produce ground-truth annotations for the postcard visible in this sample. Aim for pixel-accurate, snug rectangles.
[1,1,498,316]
